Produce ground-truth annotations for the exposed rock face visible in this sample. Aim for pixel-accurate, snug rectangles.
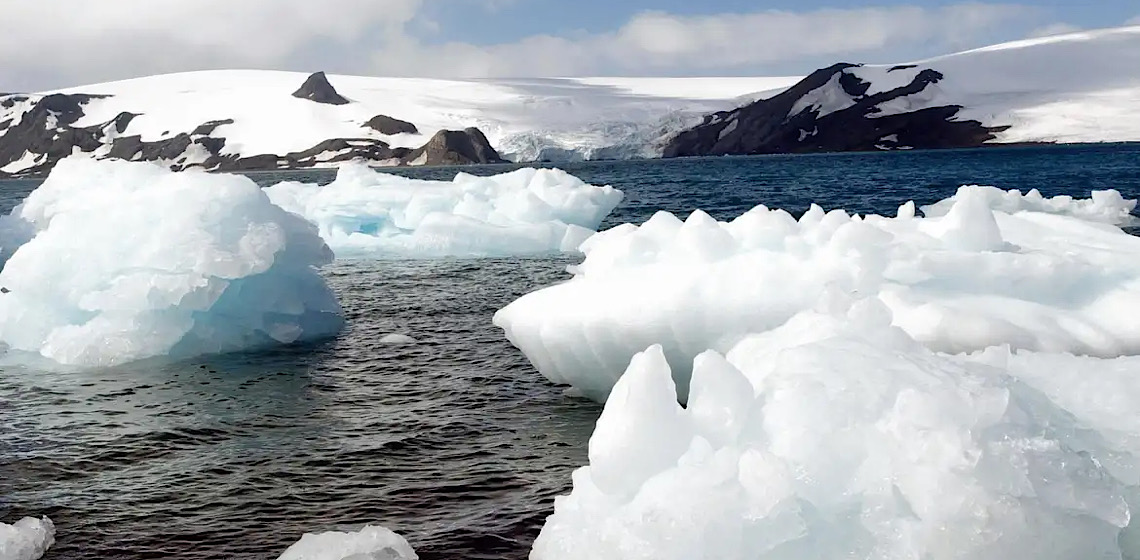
[292,71,350,105]
[365,114,418,135]
[404,128,506,165]
[0,91,505,175]
[663,63,1008,157]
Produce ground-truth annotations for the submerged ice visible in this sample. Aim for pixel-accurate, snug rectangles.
[0,158,343,367]
[494,185,1140,401]
[265,164,623,257]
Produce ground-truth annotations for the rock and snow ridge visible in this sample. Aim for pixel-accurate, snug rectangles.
[0,71,795,177]
[0,71,508,177]
[665,25,1140,157]
[5,26,1136,177]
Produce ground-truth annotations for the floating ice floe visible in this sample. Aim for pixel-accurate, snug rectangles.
[0,517,55,560]
[532,301,1140,559]
[494,185,1140,401]
[379,333,417,345]
[265,164,623,257]
[0,158,344,367]
[920,185,1138,226]
[276,525,418,560]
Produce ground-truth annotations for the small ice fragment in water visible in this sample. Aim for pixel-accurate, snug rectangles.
[379,334,417,345]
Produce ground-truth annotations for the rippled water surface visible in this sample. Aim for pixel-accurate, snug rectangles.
[3,144,1140,560]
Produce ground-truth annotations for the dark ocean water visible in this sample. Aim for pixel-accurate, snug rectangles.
[2,144,1140,560]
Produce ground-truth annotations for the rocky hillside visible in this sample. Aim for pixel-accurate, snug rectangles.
[665,25,1140,157]
[663,63,1006,157]
[0,72,505,177]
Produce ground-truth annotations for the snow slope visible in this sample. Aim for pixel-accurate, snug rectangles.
[848,25,1140,143]
[44,72,799,163]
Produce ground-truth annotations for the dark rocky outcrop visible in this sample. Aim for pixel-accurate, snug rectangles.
[292,72,349,105]
[365,114,418,135]
[1,95,29,109]
[663,63,1008,158]
[191,119,234,136]
[404,128,506,165]
[0,93,114,175]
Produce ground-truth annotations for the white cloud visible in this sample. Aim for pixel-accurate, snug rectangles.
[0,1,1036,91]
[0,0,423,90]
[1027,23,1083,38]
[371,4,1035,78]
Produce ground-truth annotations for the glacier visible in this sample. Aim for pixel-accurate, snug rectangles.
[0,517,54,560]
[265,164,623,258]
[494,185,1140,402]
[0,158,343,367]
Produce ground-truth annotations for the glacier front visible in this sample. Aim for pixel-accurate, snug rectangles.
[265,164,623,258]
[0,158,343,367]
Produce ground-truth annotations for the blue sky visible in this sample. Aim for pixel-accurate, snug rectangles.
[2,0,1138,90]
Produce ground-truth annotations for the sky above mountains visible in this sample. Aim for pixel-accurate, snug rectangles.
[1,0,1137,91]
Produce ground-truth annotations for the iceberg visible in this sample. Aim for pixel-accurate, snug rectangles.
[494,185,1140,401]
[532,303,1140,559]
[265,164,623,257]
[276,525,418,560]
[0,517,54,560]
[0,158,343,367]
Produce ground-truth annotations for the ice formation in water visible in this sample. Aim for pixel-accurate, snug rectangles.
[276,525,418,560]
[0,158,343,367]
[920,185,1138,225]
[378,333,417,345]
[531,302,1140,559]
[0,517,55,560]
[495,185,1140,401]
[265,164,623,257]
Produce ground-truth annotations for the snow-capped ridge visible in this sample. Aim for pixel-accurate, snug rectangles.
[0,71,795,176]
[665,24,1140,157]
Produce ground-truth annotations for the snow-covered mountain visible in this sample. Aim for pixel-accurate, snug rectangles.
[0,71,796,176]
[2,25,1139,177]
[665,26,1140,157]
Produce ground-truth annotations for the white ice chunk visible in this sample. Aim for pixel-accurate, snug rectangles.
[0,517,55,560]
[276,525,417,560]
[922,185,1138,226]
[532,311,1135,560]
[379,333,417,344]
[495,186,1140,401]
[265,164,623,258]
[0,158,343,367]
